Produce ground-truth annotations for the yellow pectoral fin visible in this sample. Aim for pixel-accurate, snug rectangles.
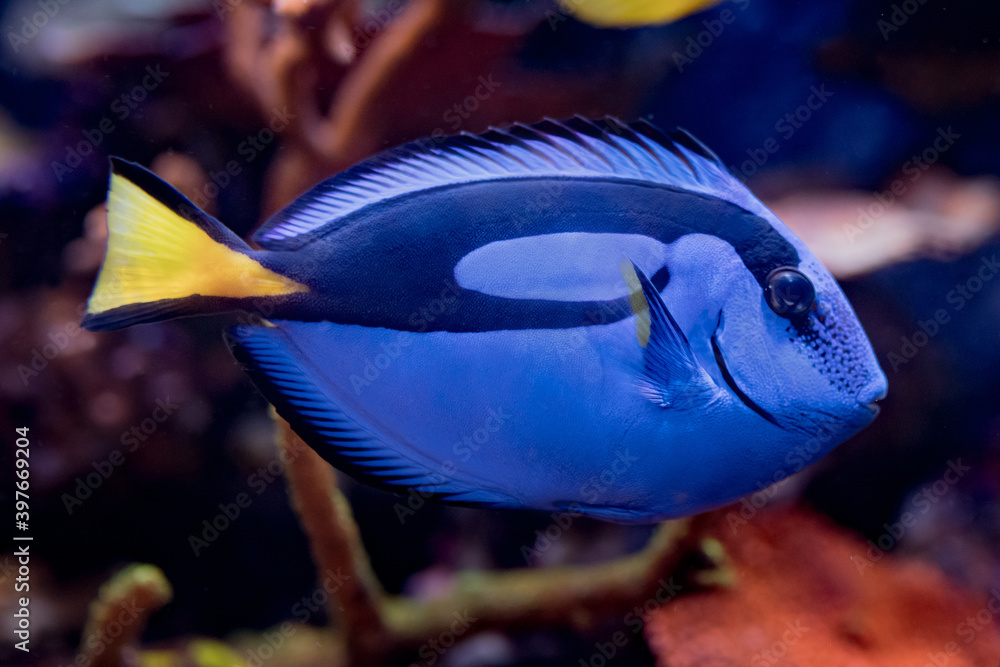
[620,259,651,347]
[85,165,307,328]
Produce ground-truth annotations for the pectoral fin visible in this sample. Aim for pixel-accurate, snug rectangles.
[620,260,716,408]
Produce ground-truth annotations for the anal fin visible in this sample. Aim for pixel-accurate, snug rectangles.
[226,324,518,508]
[554,501,653,524]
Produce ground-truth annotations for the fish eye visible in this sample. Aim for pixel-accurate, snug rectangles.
[765,267,815,318]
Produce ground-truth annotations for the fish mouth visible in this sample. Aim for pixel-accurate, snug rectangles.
[710,324,780,427]
[857,381,888,417]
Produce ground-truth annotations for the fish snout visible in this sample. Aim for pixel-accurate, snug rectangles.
[856,376,888,416]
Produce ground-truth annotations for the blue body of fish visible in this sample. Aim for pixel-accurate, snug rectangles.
[83,118,887,522]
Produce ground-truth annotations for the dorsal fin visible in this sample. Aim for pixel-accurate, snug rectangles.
[252,117,772,250]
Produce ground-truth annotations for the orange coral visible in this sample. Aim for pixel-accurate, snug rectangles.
[646,507,1000,666]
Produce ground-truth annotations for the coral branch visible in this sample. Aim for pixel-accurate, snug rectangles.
[382,515,703,645]
[226,0,465,175]
[275,412,389,662]
[304,0,456,163]
[77,564,173,667]
[275,411,717,665]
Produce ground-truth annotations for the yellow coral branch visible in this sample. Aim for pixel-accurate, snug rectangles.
[77,564,173,667]
[382,516,699,645]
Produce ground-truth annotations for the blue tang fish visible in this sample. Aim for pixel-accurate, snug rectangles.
[82,117,887,522]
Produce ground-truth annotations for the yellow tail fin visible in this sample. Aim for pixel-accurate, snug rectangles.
[83,159,308,331]
[556,0,722,28]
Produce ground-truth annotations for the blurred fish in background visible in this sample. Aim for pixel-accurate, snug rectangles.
[555,0,724,28]
[2,0,1000,665]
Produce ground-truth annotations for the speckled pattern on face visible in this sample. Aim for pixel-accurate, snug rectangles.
[789,297,872,398]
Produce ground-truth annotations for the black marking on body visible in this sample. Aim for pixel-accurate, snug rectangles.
[260,178,801,334]
[110,159,248,250]
[711,329,780,427]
